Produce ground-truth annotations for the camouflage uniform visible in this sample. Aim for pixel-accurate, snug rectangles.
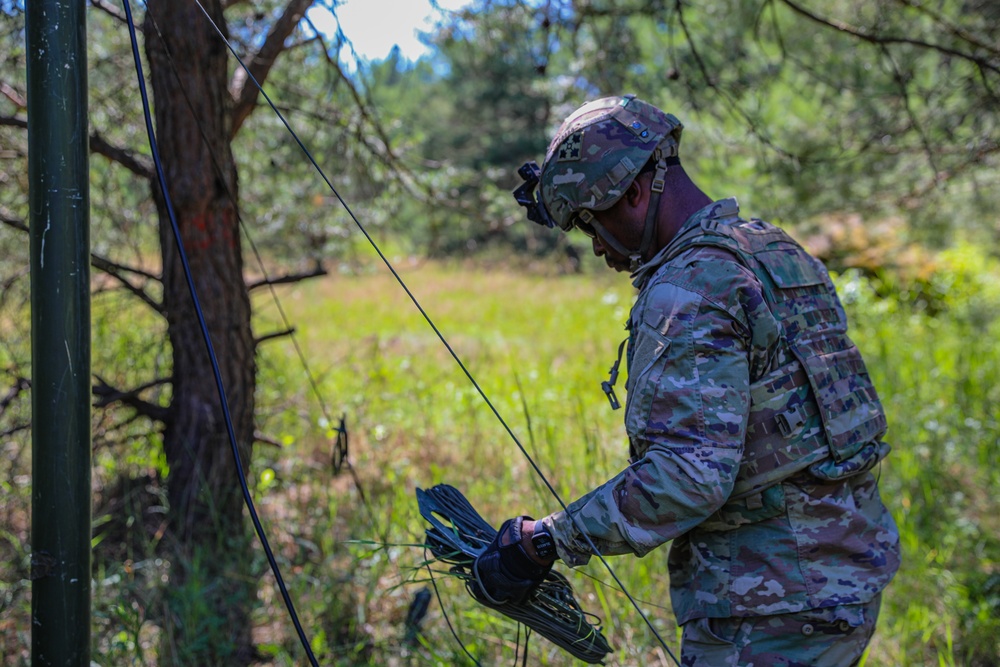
[539,198,900,653]
[680,593,881,666]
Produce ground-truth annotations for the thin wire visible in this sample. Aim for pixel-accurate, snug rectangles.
[120,2,319,664]
[424,552,483,666]
[189,0,678,662]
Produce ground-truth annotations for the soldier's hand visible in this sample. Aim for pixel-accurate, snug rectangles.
[470,516,552,605]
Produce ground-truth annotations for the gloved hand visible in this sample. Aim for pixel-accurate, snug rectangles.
[470,516,553,606]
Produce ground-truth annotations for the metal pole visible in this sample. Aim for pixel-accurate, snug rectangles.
[27,0,92,664]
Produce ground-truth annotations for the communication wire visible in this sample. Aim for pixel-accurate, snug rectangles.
[424,553,483,667]
[120,1,320,664]
[191,1,678,663]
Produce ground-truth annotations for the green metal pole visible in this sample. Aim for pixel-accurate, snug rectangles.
[27,0,92,664]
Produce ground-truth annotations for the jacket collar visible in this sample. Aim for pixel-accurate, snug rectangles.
[630,197,741,288]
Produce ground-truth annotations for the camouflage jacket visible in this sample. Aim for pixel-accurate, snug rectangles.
[542,198,900,625]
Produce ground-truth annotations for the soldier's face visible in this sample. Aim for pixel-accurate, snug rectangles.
[588,198,647,272]
[590,232,632,272]
[572,216,630,270]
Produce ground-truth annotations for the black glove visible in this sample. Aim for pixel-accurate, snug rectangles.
[470,516,553,606]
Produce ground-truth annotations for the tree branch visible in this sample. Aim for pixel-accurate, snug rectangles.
[0,114,26,130]
[93,375,171,422]
[901,140,1000,205]
[253,430,284,448]
[894,0,1000,59]
[879,44,941,182]
[230,0,315,137]
[672,0,796,160]
[0,115,153,179]
[292,12,441,205]
[91,254,165,314]
[0,213,27,233]
[95,410,161,446]
[0,265,29,310]
[89,131,154,179]
[0,423,30,440]
[778,0,1000,75]
[284,34,325,52]
[246,261,327,291]
[93,254,160,283]
[2,213,163,312]
[1,82,26,109]
[0,376,30,414]
[89,0,130,24]
[254,328,296,346]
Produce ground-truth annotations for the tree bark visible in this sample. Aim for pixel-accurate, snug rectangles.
[143,1,256,663]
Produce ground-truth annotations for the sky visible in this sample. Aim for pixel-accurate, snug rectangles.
[308,0,471,62]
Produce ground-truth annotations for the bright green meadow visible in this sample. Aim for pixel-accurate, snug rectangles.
[248,258,999,665]
[4,256,999,665]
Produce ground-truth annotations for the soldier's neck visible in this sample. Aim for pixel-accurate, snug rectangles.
[655,172,712,251]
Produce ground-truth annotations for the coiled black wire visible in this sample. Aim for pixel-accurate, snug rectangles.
[418,484,613,664]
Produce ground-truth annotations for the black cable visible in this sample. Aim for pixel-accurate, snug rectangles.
[189,1,679,663]
[418,485,612,664]
[120,2,319,664]
[424,551,483,667]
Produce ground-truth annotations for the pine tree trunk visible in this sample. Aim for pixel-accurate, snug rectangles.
[143,1,257,663]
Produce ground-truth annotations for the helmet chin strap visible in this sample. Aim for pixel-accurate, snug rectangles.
[577,155,672,272]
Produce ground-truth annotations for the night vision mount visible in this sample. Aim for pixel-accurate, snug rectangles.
[513,161,559,229]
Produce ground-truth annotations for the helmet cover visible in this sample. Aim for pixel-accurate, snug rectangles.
[539,95,683,231]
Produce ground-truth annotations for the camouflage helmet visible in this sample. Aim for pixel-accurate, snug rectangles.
[538,95,683,232]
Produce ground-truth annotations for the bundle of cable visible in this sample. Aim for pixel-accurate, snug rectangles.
[417,484,613,664]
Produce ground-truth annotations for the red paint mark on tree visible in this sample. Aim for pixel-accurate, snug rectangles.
[182,208,238,252]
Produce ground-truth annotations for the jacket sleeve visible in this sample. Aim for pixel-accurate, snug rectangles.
[544,277,753,566]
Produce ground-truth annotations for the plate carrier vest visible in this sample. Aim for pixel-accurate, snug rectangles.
[633,215,889,526]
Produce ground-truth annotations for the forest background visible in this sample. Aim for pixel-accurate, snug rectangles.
[1,0,999,665]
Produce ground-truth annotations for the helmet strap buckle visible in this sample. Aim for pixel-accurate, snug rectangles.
[650,154,668,194]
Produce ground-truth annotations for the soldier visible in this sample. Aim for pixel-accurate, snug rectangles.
[472,95,901,665]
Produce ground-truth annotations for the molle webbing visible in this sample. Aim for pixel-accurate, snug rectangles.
[664,218,887,500]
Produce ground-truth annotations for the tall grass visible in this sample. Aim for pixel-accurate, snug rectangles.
[247,258,999,666]
[2,255,997,665]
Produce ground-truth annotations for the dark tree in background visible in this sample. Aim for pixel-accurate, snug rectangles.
[141,0,314,662]
[143,0,256,661]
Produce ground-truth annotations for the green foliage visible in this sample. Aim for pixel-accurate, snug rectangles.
[4,0,1000,664]
[2,255,999,664]
[420,1,553,169]
[344,0,1000,256]
[248,258,998,666]
[833,253,1000,666]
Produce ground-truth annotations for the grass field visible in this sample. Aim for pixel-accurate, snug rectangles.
[245,260,1000,666]
[2,258,998,665]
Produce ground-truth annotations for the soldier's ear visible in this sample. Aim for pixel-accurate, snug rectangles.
[624,178,645,209]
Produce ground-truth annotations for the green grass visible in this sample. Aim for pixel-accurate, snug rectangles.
[246,260,1000,666]
[2,258,998,665]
